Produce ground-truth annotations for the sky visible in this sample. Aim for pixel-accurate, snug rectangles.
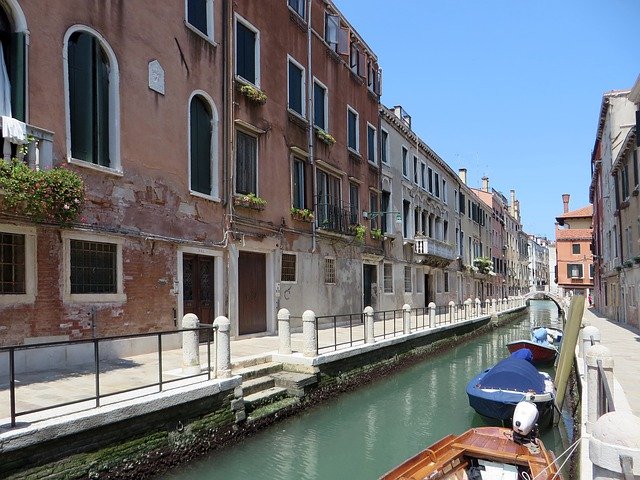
[334,0,639,239]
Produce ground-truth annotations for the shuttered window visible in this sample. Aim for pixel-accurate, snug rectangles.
[236,20,257,84]
[347,107,358,151]
[190,96,212,195]
[313,81,326,130]
[288,59,304,116]
[367,125,376,163]
[236,130,257,194]
[292,158,305,209]
[187,0,208,36]
[68,31,110,167]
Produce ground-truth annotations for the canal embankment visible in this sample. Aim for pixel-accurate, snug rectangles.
[1,299,531,479]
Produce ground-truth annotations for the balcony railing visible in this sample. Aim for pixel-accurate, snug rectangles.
[413,236,456,261]
[0,117,54,170]
[316,199,357,235]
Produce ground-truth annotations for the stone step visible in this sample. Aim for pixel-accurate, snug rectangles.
[271,371,319,397]
[244,386,288,412]
[242,376,275,397]
[232,361,283,381]
[230,353,272,370]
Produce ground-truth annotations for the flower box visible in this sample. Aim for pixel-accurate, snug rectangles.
[234,193,266,211]
[238,84,267,105]
[315,128,336,146]
[290,207,314,223]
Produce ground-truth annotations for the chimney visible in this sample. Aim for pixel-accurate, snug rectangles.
[458,168,467,185]
[482,176,489,192]
[562,193,570,213]
[509,190,516,217]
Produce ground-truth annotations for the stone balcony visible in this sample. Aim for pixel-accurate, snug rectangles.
[1,117,54,170]
[413,236,456,268]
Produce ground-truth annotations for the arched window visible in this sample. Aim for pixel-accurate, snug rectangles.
[65,27,120,170]
[0,3,27,121]
[190,95,213,195]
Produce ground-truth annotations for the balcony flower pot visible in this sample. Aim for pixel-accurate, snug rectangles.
[290,207,314,223]
[238,84,267,105]
[234,193,266,211]
[315,128,336,146]
[349,224,366,242]
[370,228,383,240]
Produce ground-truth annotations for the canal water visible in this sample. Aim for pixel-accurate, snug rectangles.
[162,300,572,479]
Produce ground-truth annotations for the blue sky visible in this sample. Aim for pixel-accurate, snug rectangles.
[334,0,639,239]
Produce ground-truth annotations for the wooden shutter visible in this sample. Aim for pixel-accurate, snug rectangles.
[95,43,110,167]
[188,0,208,36]
[190,97,212,194]
[358,51,366,78]
[237,23,256,84]
[236,131,256,194]
[636,110,640,147]
[9,32,25,121]
[325,13,339,44]
[375,67,383,95]
[337,27,349,55]
[68,32,94,164]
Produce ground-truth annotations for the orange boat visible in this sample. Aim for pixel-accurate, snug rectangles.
[380,402,562,480]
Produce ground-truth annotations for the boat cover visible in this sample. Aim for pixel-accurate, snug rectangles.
[532,327,550,345]
[476,357,545,393]
[510,348,533,362]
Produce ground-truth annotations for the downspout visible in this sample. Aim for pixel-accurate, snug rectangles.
[223,0,234,320]
[306,0,316,253]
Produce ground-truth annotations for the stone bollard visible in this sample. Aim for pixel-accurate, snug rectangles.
[277,308,292,355]
[475,298,481,317]
[182,313,200,375]
[449,301,456,324]
[302,310,317,357]
[485,299,491,315]
[586,344,614,434]
[428,302,436,328]
[364,306,375,344]
[590,411,640,479]
[582,325,601,359]
[403,303,411,335]
[464,298,472,320]
[491,298,497,315]
[213,316,231,378]
[502,298,508,311]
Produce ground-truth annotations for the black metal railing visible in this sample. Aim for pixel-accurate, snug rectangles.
[372,309,404,340]
[315,199,356,235]
[591,335,615,415]
[315,313,364,353]
[0,326,217,428]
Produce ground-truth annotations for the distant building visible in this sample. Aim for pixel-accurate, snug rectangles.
[555,195,593,299]
[528,236,550,292]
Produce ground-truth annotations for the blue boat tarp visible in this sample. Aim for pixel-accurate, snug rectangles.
[475,357,545,393]
[532,327,550,345]
[510,348,533,363]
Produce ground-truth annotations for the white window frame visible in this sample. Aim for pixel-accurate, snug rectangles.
[235,128,259,195]
[442,179,447,204]
[188,90,220,201]
[281,252,298,284]
[287,0,305,18]
[347,105,359,153]
[313,77,329,131]
[63,25,122,174]
[401,145,409,178]
[380,128,389,165]
[383,262,393,293]
[62,231,126,304]
[0,224,37,305]
[287,55,306,118]
[234,14,261,87]
[185,0,215,44]
[366,122,377,165]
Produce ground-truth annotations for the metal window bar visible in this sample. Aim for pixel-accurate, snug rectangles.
[1,325,217,428]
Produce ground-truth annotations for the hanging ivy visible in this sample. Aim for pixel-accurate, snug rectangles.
[0,159,85,225]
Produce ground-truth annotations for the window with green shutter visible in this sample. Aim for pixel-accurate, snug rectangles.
[190,96,212,195]
[236,20,257,85]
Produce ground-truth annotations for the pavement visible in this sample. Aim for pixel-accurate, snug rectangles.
[581,305,640,417]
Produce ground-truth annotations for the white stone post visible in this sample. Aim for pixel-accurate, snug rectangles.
[464,298,472,320]
[582,325,601,359]
[590,411,640,479]
[302,310,317,357]
[213,316,231,378]
[586,344,614,434]
[449,301,456,324]
[491,298,497,315]
[182,313,200,375]
[475,298,481,317]
[403,303,411,334]
[364,306,375,344]
[485,299,491,315]
[278,308,292,355]
[428,302,436,328]
[502,298,508,310]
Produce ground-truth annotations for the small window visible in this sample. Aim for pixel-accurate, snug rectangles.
[292,157,305,209]
[367,124,376,163]
[380,129,389,164]
[281,253,297,282]
[572,243,580,254]
[567,263,583,278]
[370,191,378,230]
[347,107,358,152]
[288,0,305,18]
[187,0,213,40]
[428,167,433,193]
[349,182,359,225]
[324,257,336,284]
[0,233,25,294]
[288,57,305,116]
[404,266,412,293]
[402,147,408,177]
[444,271,449,292]
[434,172,440,198]
[313,80,327,130]
[236,130,257,195]
[70,240,117,294]
[236,17,259,85]
[383,263,393,293]
[413,156,418,184]
[190,95,213,195]
[420,163,426,189]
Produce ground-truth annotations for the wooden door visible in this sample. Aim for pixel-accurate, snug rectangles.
[183,254,215,341]
[238,252,267,335]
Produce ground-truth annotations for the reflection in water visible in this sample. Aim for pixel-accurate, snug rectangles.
[161,300,568,480]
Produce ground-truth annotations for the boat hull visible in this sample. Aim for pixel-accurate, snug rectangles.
[507,340,558,365]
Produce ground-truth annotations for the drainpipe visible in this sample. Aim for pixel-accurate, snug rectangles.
[306,0,317,252]
[223,0,234,320]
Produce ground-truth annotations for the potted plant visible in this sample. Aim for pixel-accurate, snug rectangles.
[473,257,493,275]
[239,84,267,104]
[349,224,366,242]
[290,206,314,222]
[315,128,336,146]
[370,228,382,240]
[234,192,267,210]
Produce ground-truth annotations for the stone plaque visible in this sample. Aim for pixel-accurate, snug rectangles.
[148,60,165,95]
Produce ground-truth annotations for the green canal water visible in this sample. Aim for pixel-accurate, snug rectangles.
[162,300,572,479]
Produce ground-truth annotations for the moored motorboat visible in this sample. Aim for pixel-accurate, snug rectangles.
[379,401,563,479]
[506,340,558,365]
[466,355,555,424]
[531,325,563,346]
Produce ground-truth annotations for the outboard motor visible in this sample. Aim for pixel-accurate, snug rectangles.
[512,400,539,444]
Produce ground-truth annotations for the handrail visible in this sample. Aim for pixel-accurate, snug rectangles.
[2,325,218,428]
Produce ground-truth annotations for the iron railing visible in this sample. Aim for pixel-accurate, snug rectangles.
[0,325,217,428]
[315,313,365,353]
[590,335,615,415]
[372,309,404,340]
[315,199,357,235]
